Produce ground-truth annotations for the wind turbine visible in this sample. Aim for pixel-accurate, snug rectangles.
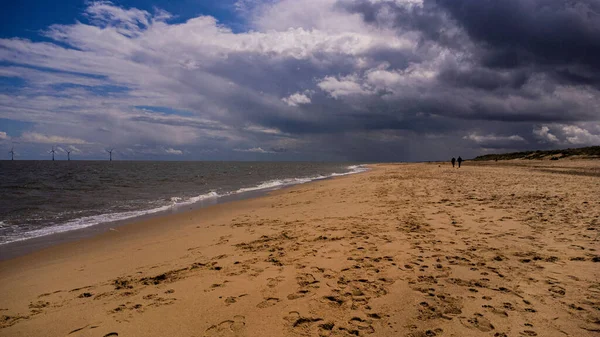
[107,148,114,161]
[67,150,72,161]
[9,147,15,160]
[50,146,56,161]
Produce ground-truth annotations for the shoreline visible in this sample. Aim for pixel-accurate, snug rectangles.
[0,165,369,261]
[1,161,598,337]
[0,188,264,261]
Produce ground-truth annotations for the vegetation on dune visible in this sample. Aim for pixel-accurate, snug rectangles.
[473,146,600,161]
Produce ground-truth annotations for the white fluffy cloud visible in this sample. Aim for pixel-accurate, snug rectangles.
[244,125,285,135]
[282,93,311,107]
[234,147,274,153]
[562,125,600,145]
[317,75,369,98]
[533,126,560,143]
[532,124,600,146]
[0,131,10,140]
[165,147,183,155]
[20,132,89,144]
[464,133,525,144]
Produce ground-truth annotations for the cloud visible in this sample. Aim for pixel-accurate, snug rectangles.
[19,132,89,144]
[0,1,599,160]
[464,133,526,148]
[234,147,275,153]
[435,0,600,75]
[465,133,525,143]
[54,146,67,153]
[116,145,185,157]
[317,75,369,98]
[244,125,285,135]
[282,93,311,107]
[533,126,560,143]
[0,131,10,140]
[561,125,600,145]
[67,145,82,153]
[165,147,183,155]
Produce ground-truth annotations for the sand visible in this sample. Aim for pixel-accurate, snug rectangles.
[1,161,599,337]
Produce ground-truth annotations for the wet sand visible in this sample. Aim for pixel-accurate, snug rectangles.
[1,161,599,337]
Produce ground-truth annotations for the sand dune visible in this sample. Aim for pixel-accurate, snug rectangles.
[1,161,599,337]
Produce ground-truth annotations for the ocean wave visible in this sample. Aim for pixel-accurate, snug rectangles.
[234,165,367,193]
[0,191,220,245]
[0,165,368,245]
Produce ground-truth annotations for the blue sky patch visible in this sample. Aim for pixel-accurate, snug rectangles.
[50,83,131,96]
[0,62,108,80]
[1,0,247,42]
[0,76,27,93]
[0,118,35,137]
[135,105,195,116]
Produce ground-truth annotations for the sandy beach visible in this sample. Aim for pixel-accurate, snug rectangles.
[1,161,599,337]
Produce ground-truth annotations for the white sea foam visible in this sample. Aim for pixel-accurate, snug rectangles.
[234,177,315,193]
[233,165,368,194]
[1,165,368,245]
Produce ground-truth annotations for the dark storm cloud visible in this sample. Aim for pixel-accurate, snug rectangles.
[435,0,600,66]
[435,0,600,87]
[332,0,600,133]
[340,0,600,87]
[437,67,529,91]
[337,0,467,48]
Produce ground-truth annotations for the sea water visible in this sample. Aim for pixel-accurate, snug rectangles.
[0,161,366,245]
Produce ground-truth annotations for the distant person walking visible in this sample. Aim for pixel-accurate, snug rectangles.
[457,156,463,168]
[451,157,456,168]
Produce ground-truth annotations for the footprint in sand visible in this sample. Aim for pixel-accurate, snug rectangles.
[266,276,285,288]
[256,297,280,308]
[548,285,566,297]
[224,294,248,305]
[296,273,319,287]
[407,329,444,337]
[284,311,324,331]
[66,323,103,335]
[459,315,495,332]
[348,317,375,334]
[204,315,246,336]
[322,295,345,306]
[287,289,310,300]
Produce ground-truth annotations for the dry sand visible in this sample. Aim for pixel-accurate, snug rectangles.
[1,161,599,337]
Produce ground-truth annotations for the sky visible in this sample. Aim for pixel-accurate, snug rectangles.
[1,0,599,161]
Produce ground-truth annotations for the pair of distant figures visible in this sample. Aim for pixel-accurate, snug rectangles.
[451,157,463,168]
